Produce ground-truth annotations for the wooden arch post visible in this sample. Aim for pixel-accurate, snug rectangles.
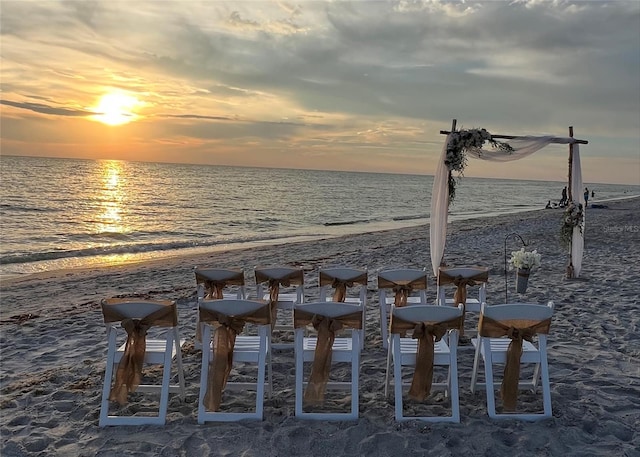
[568,126,574,202]
[566,126,575,278]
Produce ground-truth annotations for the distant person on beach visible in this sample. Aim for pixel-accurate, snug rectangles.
[584,187,589,207]
[560,186,567,206]
[592,190,595,198]
[546,200,552,209]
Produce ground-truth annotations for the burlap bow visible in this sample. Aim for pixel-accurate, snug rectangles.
[478,315,551,411]
[390,314,463,400]
[294,308,363,405]
[378,274,427,308]
[199,302,271,411]
[438,268,489,336]
[101,299,177,405]
[194,270,246,342]
[319,271,368,302]
[195,269,244,299]
[255,269,304,325]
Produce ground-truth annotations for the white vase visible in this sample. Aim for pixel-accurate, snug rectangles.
[516,268,531,294]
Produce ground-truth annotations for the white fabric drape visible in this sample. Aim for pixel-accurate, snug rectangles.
[429,139,451,276]
[429,135,574,276]
[466,136,569,162]
[570,144,584,277]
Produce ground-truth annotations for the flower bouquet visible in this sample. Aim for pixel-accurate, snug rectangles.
[509,248,541,293]
[560,202,584,248]
[445,128,513,203]
[509,248,542,271]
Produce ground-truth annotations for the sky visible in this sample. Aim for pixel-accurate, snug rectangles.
[1,0,639,185]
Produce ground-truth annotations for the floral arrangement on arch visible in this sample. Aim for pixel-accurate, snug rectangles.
[445,128,513,202]
[560,201,584,248]
[509,248,542,271]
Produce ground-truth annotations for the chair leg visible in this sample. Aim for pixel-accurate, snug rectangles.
[449,346,460,423]
[173,330,186,398]
[380,293,388,350]
[99,330,117,427]
[197,325,212,424]
[384,338,393,398]
[255,331,267,420]
[470,337,482,393]
[482,339,499,419]
[294,330,304,417]
[267,339,273,398]
[539,338,552,418]
[156,338,174,425]
[393,338,404,421]
[351,332,360,419]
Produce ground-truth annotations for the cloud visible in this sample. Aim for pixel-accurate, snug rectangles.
[0,0,638,184]
[0,100,94,117]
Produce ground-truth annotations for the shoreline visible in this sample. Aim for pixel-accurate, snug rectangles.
[1,197,638,456]
[3,194,637,287]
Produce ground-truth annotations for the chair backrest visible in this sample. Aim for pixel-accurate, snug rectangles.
[195,267,246,299]
[199,298,270,318]
[378,268,428,302]
[438,266,489,282]
[480,302,554,327]
[318,267,368,302]
[101,298,177,326]
[391,303,463,325]
[378,268,427,286]
[295,301,363,319]
[254,266,305,302]
[437,266,489,305]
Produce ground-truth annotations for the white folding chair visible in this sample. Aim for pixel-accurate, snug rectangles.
[318,267,367,350]
[437,266,489,337]
[197,299,271,423]
[470,302,554,420]
[194,267,246,349]
[377,268,428,349]
[195,267,247,301]
[255,266,305,350]
[294,301,362,420]
[385,304,463,422]
[99,298,186,427]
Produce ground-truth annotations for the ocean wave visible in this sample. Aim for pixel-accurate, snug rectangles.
[64,230,186,242]
[324,219,372,227]
[0,241,205,265]
[0,232,305,266]
[0,203,58,213]
[392,214,427,221]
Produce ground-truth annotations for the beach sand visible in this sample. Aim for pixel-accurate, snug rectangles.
[1,198,639,457]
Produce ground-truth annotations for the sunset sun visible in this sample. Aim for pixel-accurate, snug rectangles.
[93,92,140,126]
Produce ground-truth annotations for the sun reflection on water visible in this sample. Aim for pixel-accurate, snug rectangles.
[97,160,125,234]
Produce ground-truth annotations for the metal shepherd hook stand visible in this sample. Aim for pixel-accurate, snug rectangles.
[504,232,528,303]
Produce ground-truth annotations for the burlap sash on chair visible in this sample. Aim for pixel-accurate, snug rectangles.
[195,269,244,299]
[101,299,177,405]
[390,314,463,401]
[294,309,363,405]
[478,315,552,411]
[255,269,304,325]
[438,269,489,336]
[199,303,271,411]
[319,271,368,302]
[194,270,246,342]
[378,275,427,308]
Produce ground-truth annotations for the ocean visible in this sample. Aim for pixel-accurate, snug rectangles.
[1,155,637,279]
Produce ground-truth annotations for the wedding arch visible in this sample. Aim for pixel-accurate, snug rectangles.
[430,119,588,279]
